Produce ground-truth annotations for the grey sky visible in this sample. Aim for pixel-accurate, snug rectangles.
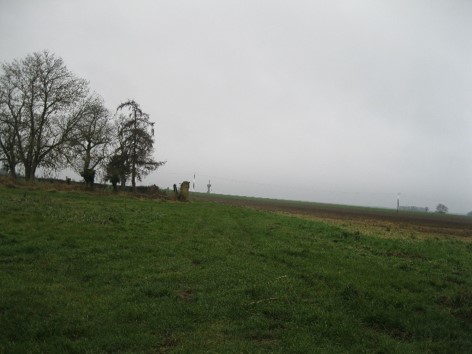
[1,0,471,213]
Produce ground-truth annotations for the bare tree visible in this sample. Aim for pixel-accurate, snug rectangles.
[0,119,19,178]
[0,51,89,180]
[436,203,448,214]
[115,100,165,191]
[0,61,24,178]
[67,94,113,183]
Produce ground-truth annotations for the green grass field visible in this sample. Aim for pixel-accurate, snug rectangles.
[0,185,471,353]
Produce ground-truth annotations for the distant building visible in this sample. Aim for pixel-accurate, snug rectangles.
[399,206,429,213]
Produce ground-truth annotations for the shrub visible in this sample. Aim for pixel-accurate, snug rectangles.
[80,169,96,187]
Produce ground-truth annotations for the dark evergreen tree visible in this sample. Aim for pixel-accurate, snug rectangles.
[115,100,164,191]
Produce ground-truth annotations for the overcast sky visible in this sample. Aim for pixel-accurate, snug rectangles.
[1,0,471,213]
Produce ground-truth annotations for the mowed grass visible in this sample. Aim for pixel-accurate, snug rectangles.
[0,186,471,353]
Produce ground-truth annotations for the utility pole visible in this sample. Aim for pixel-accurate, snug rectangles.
[397,193,400,212]
[207,180,212,194]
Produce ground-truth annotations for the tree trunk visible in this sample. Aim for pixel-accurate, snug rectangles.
[8,167,17,179]
[132,111,137,193]
[24,164,36,181]
[83,143,91,172]
[24,165,32,181]
[132,170,136,192]
[3,157,17,179]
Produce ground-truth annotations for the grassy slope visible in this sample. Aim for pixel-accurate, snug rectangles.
[0,186,471,353]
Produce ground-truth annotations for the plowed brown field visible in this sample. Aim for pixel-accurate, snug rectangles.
[194,194,472,242]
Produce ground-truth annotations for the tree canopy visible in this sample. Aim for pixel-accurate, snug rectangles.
[67,94,113,178]
[114,100,165,191]
[436,204,448,214]
[0,50,89,180]
[0,51,165,187]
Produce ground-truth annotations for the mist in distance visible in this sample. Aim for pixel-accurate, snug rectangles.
[1,0,471,213]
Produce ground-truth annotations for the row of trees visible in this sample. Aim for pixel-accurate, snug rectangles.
[0,50,164,191]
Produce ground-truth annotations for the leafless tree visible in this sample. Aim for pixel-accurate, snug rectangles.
[67,94,113,180]
[0,50,89,180]
[0,119,19,178]
[0,62,24,178]
[436,203,448,214]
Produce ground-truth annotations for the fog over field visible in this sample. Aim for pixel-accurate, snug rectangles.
[1,0,471,213]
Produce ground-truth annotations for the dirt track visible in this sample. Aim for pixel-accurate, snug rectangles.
[195,194,472,241]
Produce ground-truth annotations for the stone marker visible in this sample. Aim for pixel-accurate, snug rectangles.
[179,181,190,201]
